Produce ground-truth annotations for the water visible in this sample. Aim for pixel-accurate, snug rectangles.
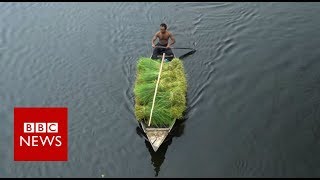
[1,2,320,177]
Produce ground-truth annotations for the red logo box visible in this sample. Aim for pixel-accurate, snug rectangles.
[14,107,68,161]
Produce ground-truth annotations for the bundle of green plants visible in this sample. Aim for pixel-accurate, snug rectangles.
[134,57,187,128]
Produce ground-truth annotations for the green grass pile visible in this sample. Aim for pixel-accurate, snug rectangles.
[134,57,187,128]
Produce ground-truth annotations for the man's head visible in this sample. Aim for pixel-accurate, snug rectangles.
[160,23,167,33]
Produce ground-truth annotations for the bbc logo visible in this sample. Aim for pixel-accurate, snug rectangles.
[14,107,68,161]
[24,122,58,133]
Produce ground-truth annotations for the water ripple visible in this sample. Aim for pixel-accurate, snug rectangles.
[1,2,320,178]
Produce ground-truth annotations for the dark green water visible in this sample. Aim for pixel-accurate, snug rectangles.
[1,2,320,178]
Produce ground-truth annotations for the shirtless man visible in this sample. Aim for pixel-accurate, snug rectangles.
[151,23,175,60]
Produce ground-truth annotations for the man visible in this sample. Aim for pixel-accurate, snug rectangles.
[151,23,175,60]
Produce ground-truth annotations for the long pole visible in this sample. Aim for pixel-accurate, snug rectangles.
[155,46,195,50]
[148,53,166,127]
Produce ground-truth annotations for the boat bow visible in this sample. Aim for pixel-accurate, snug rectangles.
[140,119,176,152]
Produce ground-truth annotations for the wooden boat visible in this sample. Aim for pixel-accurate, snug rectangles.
[139,50,176,152]
[135,45,193,152]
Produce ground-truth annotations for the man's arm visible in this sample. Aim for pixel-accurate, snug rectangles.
[152,32,158,48]
[168,32,175,47]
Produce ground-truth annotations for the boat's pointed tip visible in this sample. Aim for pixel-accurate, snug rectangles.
[151,144,160,152]
[145,130,169,152]
[141,120,176,152]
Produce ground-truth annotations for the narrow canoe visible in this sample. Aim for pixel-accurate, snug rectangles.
[134,50,186,152]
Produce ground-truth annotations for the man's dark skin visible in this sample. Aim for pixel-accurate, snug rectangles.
[152,24,175,49]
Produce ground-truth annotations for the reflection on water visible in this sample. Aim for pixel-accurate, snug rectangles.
[136,120,186,177]
[145,138,171,177]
